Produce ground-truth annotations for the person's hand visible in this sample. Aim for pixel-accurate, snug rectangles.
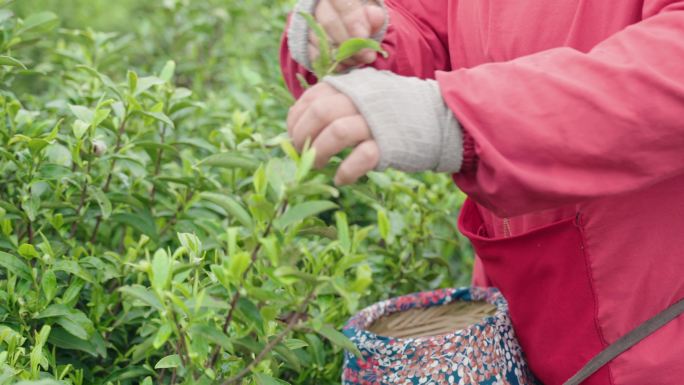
[309,0,387,71]
[287,81,380,185]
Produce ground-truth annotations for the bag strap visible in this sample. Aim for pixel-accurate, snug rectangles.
[563,298,684,385]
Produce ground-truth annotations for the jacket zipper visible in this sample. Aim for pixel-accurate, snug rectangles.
[502,218,511,238]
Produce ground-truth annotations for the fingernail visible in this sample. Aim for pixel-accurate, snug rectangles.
[362,50,376,63]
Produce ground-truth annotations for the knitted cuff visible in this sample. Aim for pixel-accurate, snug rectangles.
[287,0,389,71]
[323,68,464,173]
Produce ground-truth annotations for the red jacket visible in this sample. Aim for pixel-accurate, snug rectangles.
[280,1,684,384]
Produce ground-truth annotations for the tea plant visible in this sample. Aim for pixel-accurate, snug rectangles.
[0,2,470,384]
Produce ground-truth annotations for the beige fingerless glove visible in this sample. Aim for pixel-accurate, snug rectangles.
[324,68,464,173]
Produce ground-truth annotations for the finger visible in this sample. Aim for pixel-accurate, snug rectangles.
[312,115,371,168]
[287,83,338,136]
[355,49,377,64]
[330,0,363,15]
[315,0,349,43]
[340,58,358,68]
[365,5,386,35]
[341,6,372,38]
[334,140,380,185]
[291,92,359,151]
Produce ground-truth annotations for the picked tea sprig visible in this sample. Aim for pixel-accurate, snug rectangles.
[299,12,388,82]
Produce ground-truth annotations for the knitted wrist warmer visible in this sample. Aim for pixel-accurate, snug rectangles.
[323,68,464,173]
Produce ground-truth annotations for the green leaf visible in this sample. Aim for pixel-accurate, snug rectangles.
[47,327,101,357]
[154,354,181,369]
[41,270,57,302]
[273,343,302,372]
[133,140,178,153]
[198,152,259,171]
[0,251,31,281]
[127,70,138,94]
[76,65,121,96]
[284,339,309,350]
[200,192,253,229]
[228,251,251,280]
[296,147,316,182]
[0,55,26,69]
[335,37,387,62]
[237,297,263,332]
[351,263,373,293]
[140,111,174,128]
[159,60,176,82]
[377,209,390,242]
[253,164,267,195]
[69,105,94,125]
[89,186,112,220]
[286,182,339,199]
[28,138,49,155]
[279,139,299,162]
[335,211,351,254]
[56,316,90,340]
[111,212,159,241]
[52,260,94,283]
[151,249,171,291]
[35,305,95,340]
[189,324,233,353]
[118,285,164,312]
[18,12,59,35]
[254,372,290,385]
[18,243,38,259]
[299,12,331,78]
[275,200,338,229]
[153,323,173,349]
[135,76,165,96]
[177,233,202,259]
[72,120,89,139]
[316,325,361,358]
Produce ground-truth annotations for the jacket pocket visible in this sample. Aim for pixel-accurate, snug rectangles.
[459,198,611,385]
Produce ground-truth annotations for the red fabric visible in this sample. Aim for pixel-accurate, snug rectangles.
[280,1,684,384]
[460,200,611,385]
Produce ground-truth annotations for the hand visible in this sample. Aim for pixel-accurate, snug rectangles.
[287,82,380,185]
[310,0,387,71]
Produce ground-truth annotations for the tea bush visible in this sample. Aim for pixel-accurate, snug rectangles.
[0,1,471,384]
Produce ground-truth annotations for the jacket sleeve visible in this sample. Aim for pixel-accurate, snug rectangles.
[439,2,684,217]
[280,0,450,98]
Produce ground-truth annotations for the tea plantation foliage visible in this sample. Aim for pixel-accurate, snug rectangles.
[0,1,472,384]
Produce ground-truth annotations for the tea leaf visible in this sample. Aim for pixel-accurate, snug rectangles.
[254,373,290,385]
[154,354,182,369]
[335,37,387,62]
[18,11,59,35]
[118,285,164,312]
[0,55,26,68]
[0,251,32,280]
[199,152,260,171]
[275,200,338,229]
[201,192,254,229]
[316,325,361,358]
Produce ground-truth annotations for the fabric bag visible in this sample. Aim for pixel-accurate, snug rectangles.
[341,287,684,385]
[342,287,538,385]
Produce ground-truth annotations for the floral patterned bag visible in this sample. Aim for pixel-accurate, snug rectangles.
[342,287,538,385]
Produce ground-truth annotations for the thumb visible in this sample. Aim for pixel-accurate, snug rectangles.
[365,5,386,36]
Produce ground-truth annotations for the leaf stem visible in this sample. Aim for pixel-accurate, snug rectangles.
[89,115,128,242]
[220,288,317,385]
[69,141,95,238]
[206,199,288,368]
[149,122,169,204]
